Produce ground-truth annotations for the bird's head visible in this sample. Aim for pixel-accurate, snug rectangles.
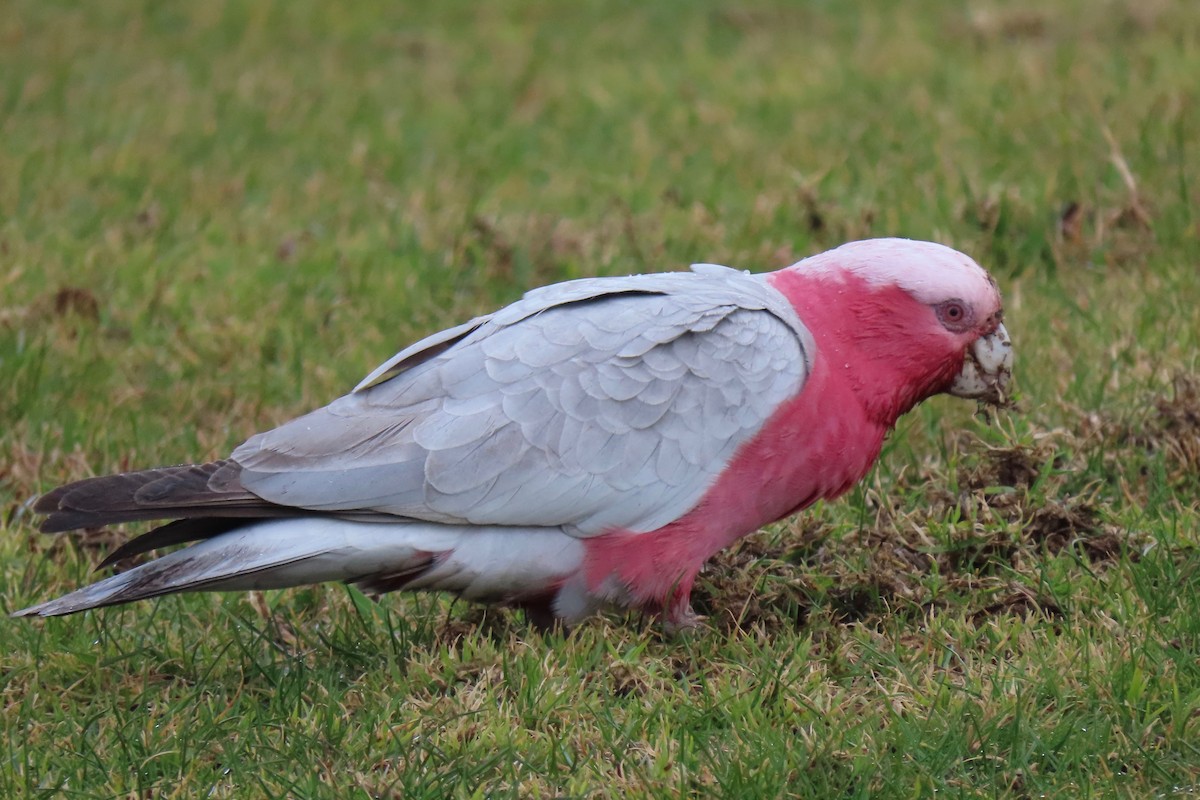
[772,238,1014,422]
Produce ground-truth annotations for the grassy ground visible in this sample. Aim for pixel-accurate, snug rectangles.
[2,0,1199,797]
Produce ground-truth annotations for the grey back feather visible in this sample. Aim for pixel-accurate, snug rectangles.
[232,265,814,536]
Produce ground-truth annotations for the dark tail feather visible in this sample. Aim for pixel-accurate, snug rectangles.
[36,460,288,532]
[95,517,256,570]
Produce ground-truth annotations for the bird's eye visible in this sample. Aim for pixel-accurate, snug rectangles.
[937,300,971,330]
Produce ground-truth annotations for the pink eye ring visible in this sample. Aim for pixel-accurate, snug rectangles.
[937,300,971,330]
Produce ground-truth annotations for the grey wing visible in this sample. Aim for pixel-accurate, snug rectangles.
[231,266,812,536]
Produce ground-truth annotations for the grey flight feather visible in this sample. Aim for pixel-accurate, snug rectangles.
[231,265,815,536]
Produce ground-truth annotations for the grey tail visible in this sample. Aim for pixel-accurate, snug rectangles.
[11,518,449,618]
[9,523,300,617]
[19,462,349,617]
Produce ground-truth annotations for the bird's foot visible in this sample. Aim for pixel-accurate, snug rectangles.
[660,601,707,637]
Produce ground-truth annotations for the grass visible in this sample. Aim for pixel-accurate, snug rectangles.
[2,0,1199,796]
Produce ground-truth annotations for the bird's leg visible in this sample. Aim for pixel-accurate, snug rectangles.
[659,582,706,635]
[516,598,563,635]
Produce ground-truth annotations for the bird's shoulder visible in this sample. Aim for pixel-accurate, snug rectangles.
[356,264,812,395]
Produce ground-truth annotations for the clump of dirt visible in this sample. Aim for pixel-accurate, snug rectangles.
[2,286,104,334]
[969,587,1063,625]
[1025,499,1123,559]
[51,287,101,321]
[1128,373,1200,480]
[957,440,1047,492]
[432,603,524,650]
[805,519,944,626]
[826,584,889,625]
[691,526,821,635]
[602,655,679,699]
[954,436,1129,565]
[1076,372,1200,494]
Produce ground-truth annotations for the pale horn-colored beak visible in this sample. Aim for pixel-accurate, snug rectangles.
[949,323,1014,406]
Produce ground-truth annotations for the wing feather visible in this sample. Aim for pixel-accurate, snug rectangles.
[232,266,813,536]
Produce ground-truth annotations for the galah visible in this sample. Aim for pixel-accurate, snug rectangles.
[14,238,1013,629]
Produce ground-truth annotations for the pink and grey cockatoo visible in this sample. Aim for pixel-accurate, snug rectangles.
[15,238,1012,628]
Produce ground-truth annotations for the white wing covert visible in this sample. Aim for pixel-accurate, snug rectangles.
[232,265,813,536]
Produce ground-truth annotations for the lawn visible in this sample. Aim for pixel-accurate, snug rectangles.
[2,0,1199,797]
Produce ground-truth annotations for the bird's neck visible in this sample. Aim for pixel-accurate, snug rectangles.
[768,269,965,428]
